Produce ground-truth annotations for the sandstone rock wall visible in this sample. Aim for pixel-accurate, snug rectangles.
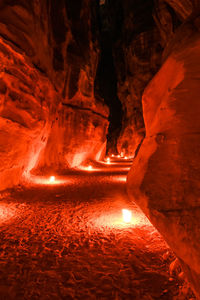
[35,104,108,172]
[114,25,161,157]
[109,0,197,157]
[127,21,200,299]
[0,0,109,190]
[0,38,54,190]
[106,0,163,156]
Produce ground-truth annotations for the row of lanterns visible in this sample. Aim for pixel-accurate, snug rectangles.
[47,155,132,224]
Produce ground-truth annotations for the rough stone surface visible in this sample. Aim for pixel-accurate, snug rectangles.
[0,1,109,190]
[108,0,197,156]
[0,38,54,190]
[35,104,108,171]
[0,164,191,300]
[0,0,99,93]
[107,0,163,156]
[127,21,200,299]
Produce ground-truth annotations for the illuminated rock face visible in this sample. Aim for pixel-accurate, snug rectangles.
[0,0,108,190]
[0,39,55,190]
[0,0,99,93]
[128,22,200,298]
[35,105,108,171]
[110,0,197,157]
[111,0,163,156]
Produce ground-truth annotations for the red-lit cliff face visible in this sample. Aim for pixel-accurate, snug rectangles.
[128,15,200,300]
[111,0,162,157]
[0,0,109,190]
[113,0,200,298]
[110,0,197,157]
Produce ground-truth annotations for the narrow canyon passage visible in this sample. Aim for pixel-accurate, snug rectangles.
[0,159,188,299]
[0,0,199,298]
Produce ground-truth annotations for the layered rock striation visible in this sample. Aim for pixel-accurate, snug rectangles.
[0,0,109,190]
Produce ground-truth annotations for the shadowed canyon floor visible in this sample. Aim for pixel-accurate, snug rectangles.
[0,159,195,299]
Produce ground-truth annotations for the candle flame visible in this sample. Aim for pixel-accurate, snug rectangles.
[106,157,110,164]
[49,176,55,182]
[122,209,132,223]
[49,176,55,183]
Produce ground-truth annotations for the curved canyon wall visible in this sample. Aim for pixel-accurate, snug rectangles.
[1,0,200,297]
[107,0,197,157]
[0,0,109,190]
[112,0,162,157]
[128,16,200,299]
[106,8,200,295]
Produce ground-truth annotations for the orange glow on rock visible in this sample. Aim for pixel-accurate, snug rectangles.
[116,176,127,183]
[26,175,68,186]
[122,209,132,223]
[0,203,16,223]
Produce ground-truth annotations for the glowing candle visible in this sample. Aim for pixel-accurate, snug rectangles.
[117,155,120,158]
[122,209,132,223]
[88,165,92,170]
[49,176,55,183]
[106,157,110,164]
[125,156,128,159]
[111,154,114,157]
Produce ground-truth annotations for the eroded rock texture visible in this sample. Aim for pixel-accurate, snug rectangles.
[0,0,109,190]
[108,0,197,156]
[128,20,200,299]
[0,39,54,190]
[112,0,161,157]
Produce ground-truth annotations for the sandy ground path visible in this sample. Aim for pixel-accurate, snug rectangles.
[0,161,194,299]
